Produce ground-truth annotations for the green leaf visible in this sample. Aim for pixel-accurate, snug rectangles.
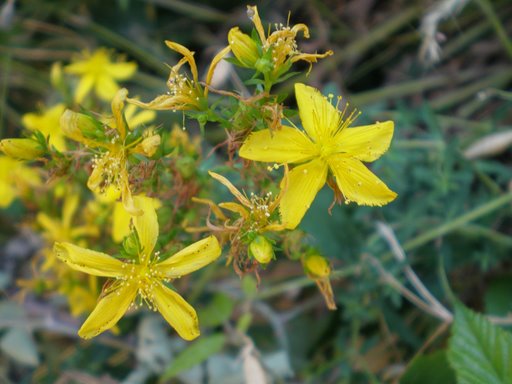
[401,351,455,384]
[162,333,225,379]
[448,302,512,383]
[197,293,234,328]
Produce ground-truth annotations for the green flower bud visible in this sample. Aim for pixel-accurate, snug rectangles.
[304,254,331,278]
[122,232,140,258]
[254,57,273,73]
[176,157,196,179]
[60,109,102,143]
[248,235,274,264]
[0,138,44,160]
[228,27,259,68]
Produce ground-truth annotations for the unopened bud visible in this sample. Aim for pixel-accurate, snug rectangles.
[304,254,331,279]
[254,57,273,73]
[60,109,102,142]
[122,232,139,257]
[0,138,44,160]
[134,134,161,157]
[175,157,196,179]
[228,27,259,68]
[248,235,274,264]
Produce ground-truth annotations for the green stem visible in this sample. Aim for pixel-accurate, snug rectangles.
[475,0,512,61]
[401,192,512,253]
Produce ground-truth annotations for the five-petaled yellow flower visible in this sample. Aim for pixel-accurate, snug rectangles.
[240,83,397,229]
[60,88,161,215]
[54,196,222,340]
[128,41,230,111]
[65,48,136,104]
[22,104,67,151]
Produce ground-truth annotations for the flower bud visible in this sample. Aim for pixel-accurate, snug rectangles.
[60,109,102,142]
[0,138,44,160]
[248,235,274,264]
[254,57,273,74]
[134,134,161,157]
[176,157,196,179]
[228,27,259,68]
[122,232,140,257]
[304,254,331,279]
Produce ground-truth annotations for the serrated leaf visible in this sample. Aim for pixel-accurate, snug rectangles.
[0,328,39,367]
[162,333,225,379]
[401,351,455,384]
[448,303,512,384]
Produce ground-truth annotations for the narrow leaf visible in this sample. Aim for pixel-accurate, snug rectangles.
[162,333,225,379]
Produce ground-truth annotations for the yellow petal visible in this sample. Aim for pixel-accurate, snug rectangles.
[0,180,16,208]
[279,158,328,229]
[74,74,95,104]
[327,155,397,206]
[64,60,89,74]
[333,121,394,162]
[106,61,137,80]
[247,5,266,45]
[96,75,120,103]
[87,165,103,193]
[127,94,195,111]
[62,193,79,229]
[208,171,250,207]
[295,83,340,142]
[165,40,198,83]
[239,126,316,164]
[53,242,125,277]
[120,169,143,216]
[132,195,159,262]
[78,283,137,339]
[152,281,199,340]
[124,103,156,128]
[191,197,227,220]
[111,88,128,139]
[205,45,231,95]
[155,236,221,278]
[37,213,61,240]
[112,202,131,243]
[218,202,249,219]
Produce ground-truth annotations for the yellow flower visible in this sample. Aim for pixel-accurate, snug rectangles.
[37,192,99,271]
[22,104,67,151]
[60,89,161,215]
[65,48,136,104]
[54,196,222,340]
[229,6,333,76]
[0,156,40,208]
[239,83,397,229]
[128,41,230,111]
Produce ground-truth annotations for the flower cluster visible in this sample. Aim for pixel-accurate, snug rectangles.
[0,4,396,341]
